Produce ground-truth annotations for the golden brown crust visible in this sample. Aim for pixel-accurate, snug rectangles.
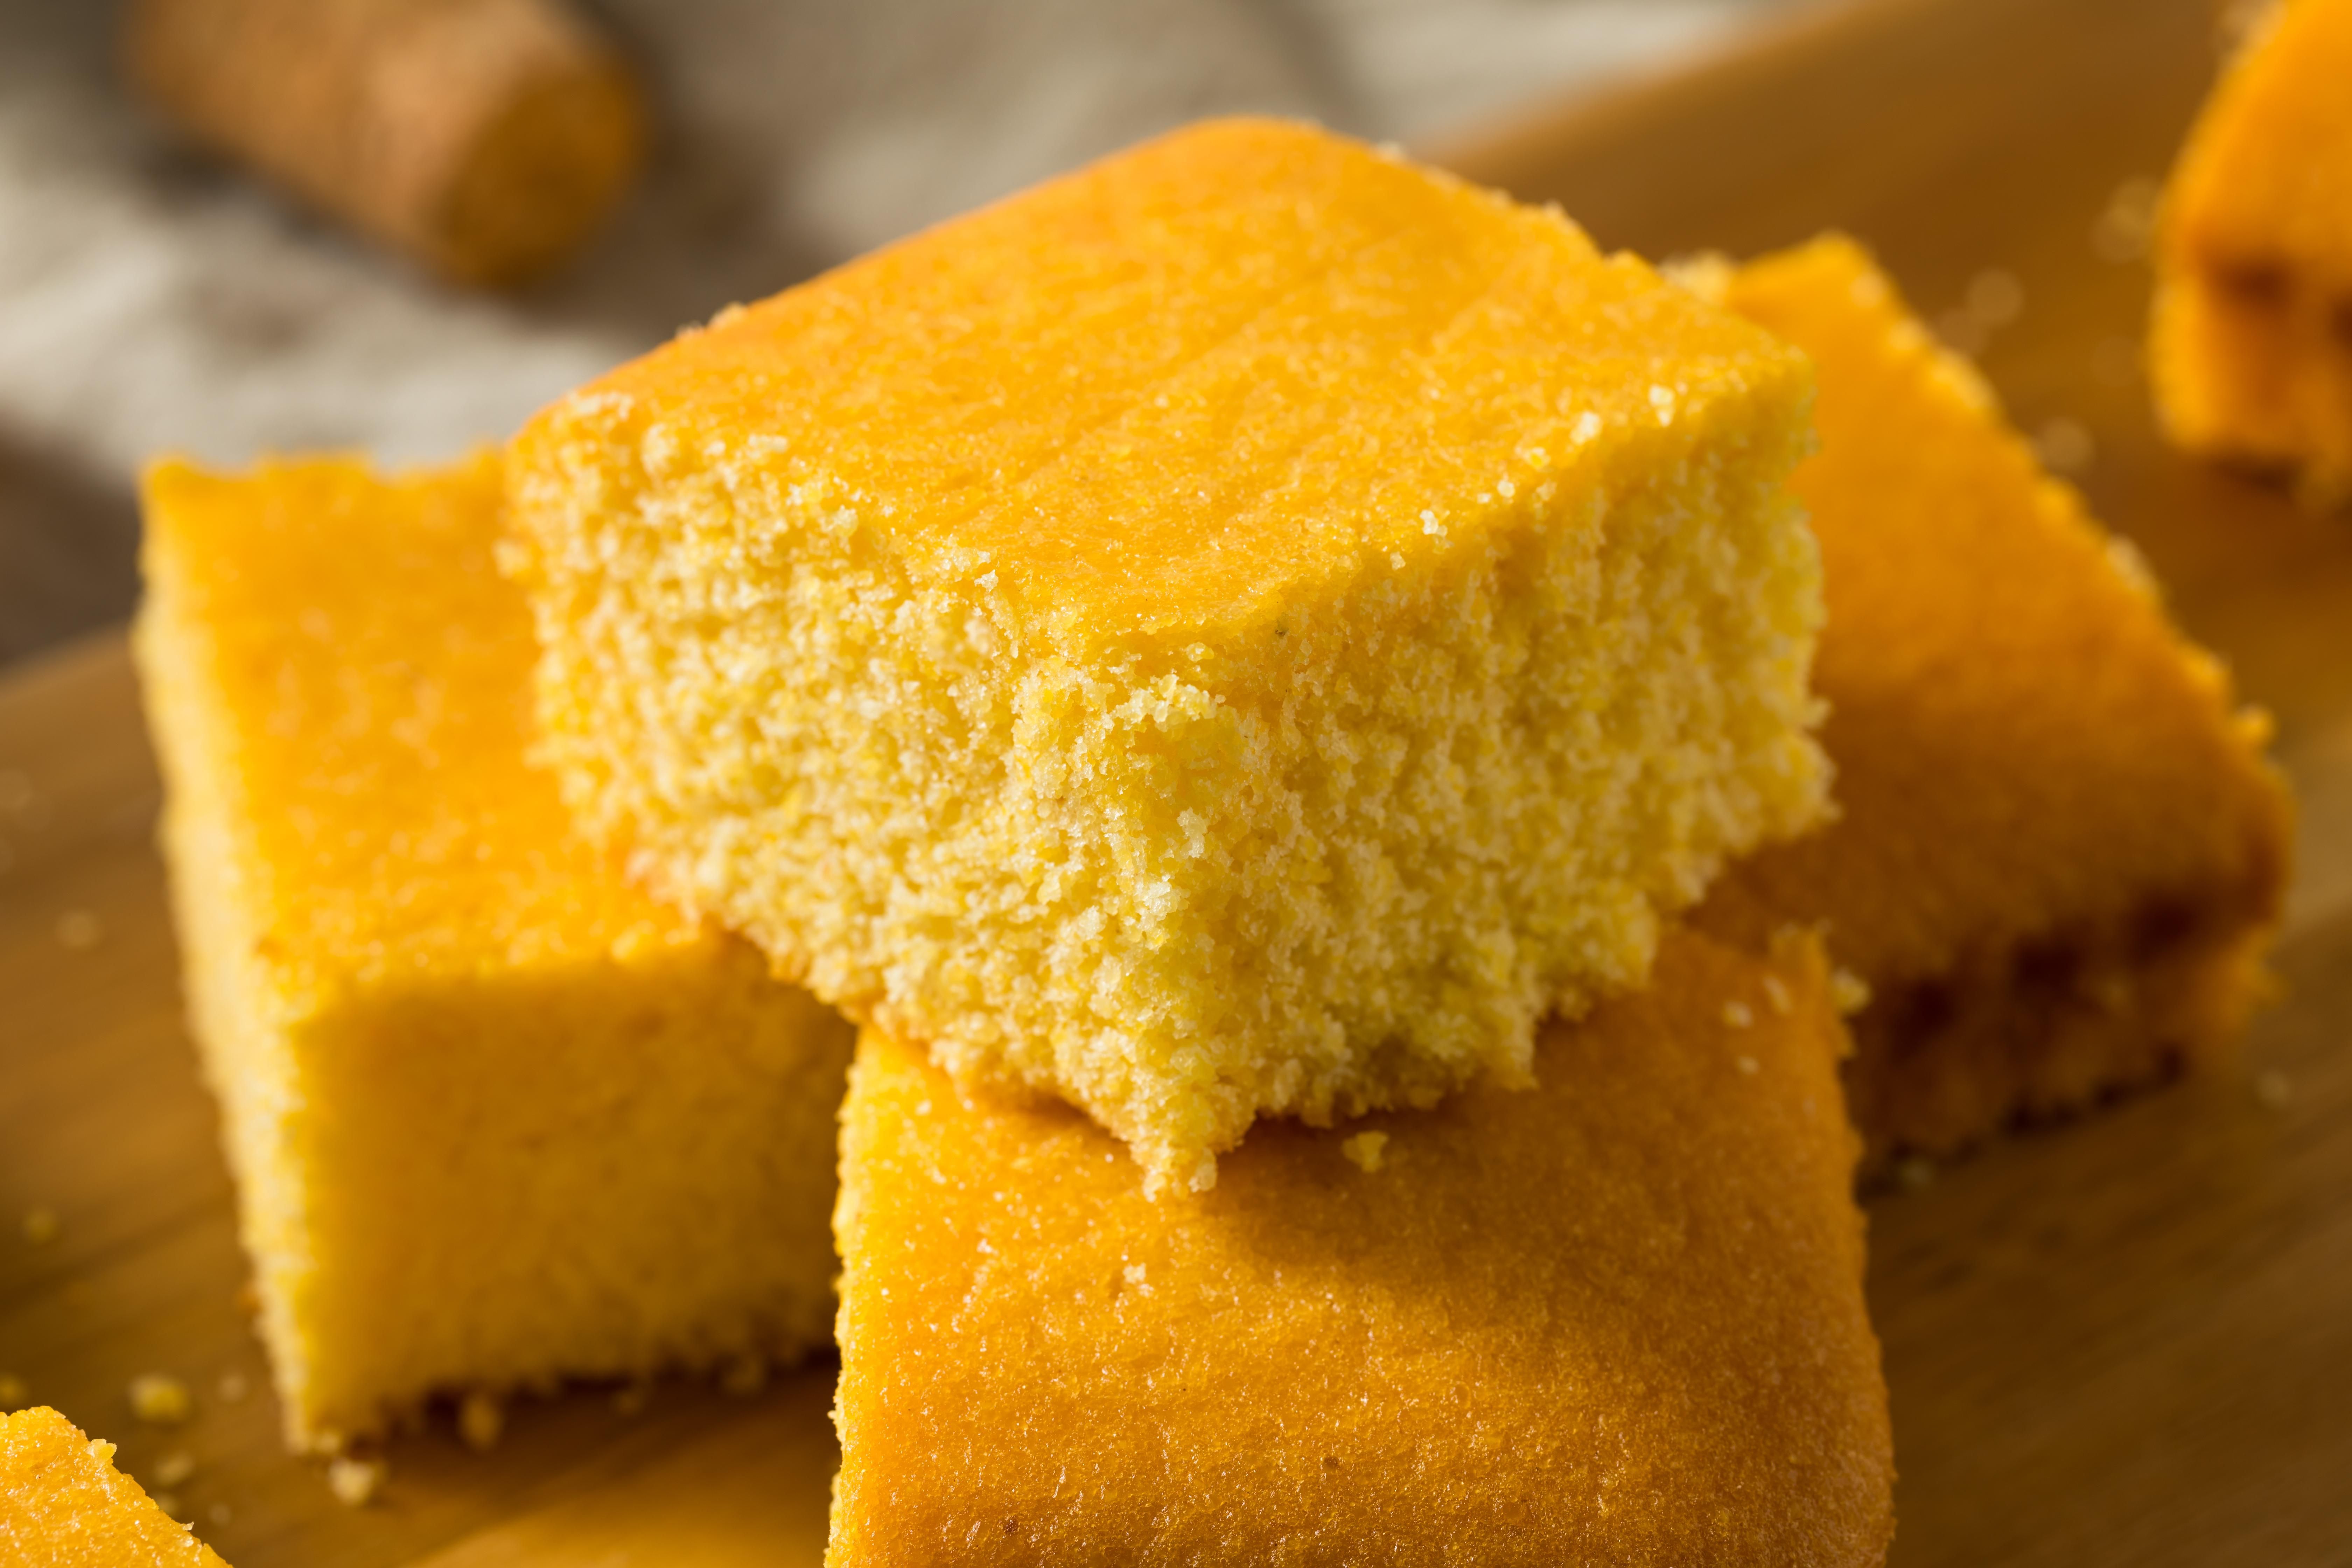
[831,927,1892,1567]
[0,1407,228,1566]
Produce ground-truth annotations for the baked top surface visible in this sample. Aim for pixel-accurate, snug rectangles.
[137,454,702,997]
[831,926,1891,1566]
[522,116,1809,653]
[1701,237,2288,985]
[2163,0,2352,282]
[0,1407,226,1566]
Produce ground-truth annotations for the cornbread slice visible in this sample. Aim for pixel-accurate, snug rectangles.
[0,1407,227,1566]
[2152,0,2352,498]
[1686,237,2290,1169]
[507,116,1830,1193]
[831,927,1891,1566]
[135,454,853,1452]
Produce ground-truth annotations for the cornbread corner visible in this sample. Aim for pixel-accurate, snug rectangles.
[1,1406,227,1566]
[135,454,853,1452]
[2151,0,2352,498]
[506,115,1830,1194]
[831,927,1892,1567]
[1686,236,2291,1170]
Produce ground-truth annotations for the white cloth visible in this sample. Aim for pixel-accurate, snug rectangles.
[0,0,1794,484]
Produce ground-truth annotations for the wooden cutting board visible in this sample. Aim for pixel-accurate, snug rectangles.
[5,0,2349,1561]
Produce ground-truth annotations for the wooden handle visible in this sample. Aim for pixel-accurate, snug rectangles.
[124,0,647,287]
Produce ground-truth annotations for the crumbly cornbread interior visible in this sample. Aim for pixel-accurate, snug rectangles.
[509,117,1828,1192]
[1684,237,2289,1169]
[830,927,1891,1567]
[1,1406,227,1566]
[2152,0,2352,496]
[136,455,852,1451]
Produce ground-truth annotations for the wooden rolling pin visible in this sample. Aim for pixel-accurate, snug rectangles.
[125,0,647,287]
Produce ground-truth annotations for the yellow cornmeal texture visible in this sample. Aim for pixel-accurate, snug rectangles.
[507,117,1830,1194]
[135,455,853,1453]
[2152,0,2352,496]
[1687,238,2290,1169]
[0,1407,227,1566]
[831,929,1892,1567]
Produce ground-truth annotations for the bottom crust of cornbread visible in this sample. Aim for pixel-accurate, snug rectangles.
[1,1407,227,1566]
[1688,236,2291,1177]
[137,456,853,1450]
[831,928,1892,1567]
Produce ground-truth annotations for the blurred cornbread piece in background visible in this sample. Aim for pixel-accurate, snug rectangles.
[124,0,645,286]
[1,1406,229,1566]
[2151,0,2352,500]
[831,928,1891,1567]
[1685,237,2290,1171]
[135,455,850,1453]
[507,116,1831,1195]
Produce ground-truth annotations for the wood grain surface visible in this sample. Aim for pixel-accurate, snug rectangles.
[4,0,2348,1561]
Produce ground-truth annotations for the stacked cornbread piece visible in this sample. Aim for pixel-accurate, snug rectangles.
[505,117,1833,1197]
[2152,0,2352,499]
[137,454,851,1452]
[128,111,2291,1563]
[1689,238,2290,1169]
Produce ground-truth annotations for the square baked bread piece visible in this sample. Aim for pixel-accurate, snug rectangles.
[1,1406,228,1567]
[1689,238,2290,1169]
[2152,0,2352,497]
[507,116,1829,1194]
[831,928,1892,1567]
[135,455,853,1452]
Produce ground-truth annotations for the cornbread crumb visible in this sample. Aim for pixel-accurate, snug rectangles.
[2094,176,2161,265]
[509,118,1830,1192]
[1722,1000,1755,1029]
[129,1374,193,1427]
[1965,267,2024,328]
[326,1455,384,1507]
[2254,1069,2292,1110]
[457,1391,503,1452]
[2035,416,2096,475]
[1830,968,1872,1016]
[152,1450,197,1488]
[1340,1131,1388,1173]
[0,1374,26,1409]
[1763,974,1794,1016]
[55,910,102,950]
[20,1207,58,1245]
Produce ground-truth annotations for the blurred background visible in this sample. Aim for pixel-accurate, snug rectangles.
[0,0,1805,670]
